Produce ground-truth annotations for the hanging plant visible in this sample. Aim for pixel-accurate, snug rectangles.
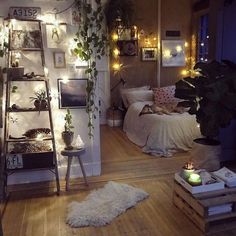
[104,0,134,32]
[73,0,107,138]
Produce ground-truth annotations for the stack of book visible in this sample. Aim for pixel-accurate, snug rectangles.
[212,167,236,187]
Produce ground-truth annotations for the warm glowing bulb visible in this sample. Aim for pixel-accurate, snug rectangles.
[112,63,122,71]
[62,76,69,83]
[44,67,49,77]
[112,33,119,41]
[163,49,171,58]
[153,37,157,41]
[176,45,182,53]
[113,48,120,57]
[184,42,189,48]
[181,70,188,76]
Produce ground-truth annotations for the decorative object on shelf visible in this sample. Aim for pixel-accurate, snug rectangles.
[141,47,158,61]
[73,0,107,137]
[29,90,48,110]
[188,173,202,186]
[181,162,195,179]
[11,85,18,93]
[53,52,66,68]
[23,128,51,139]
[11,142,52,154]
[162,40,186,67]
[62,109,74,150]
[117,40,138,56]
[9,7,41,20]
[58,78,87,109]
[7,67,24,79]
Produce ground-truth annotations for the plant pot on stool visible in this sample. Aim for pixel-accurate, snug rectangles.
[190,138,221,172]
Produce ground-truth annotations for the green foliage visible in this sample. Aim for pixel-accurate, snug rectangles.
[74,0,107,137]
[29,90,47,102]
[64,109,74,132]
[175,60,236,139]
[104,0,134,31]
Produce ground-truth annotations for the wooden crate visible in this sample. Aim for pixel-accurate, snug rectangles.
[173,181,236,234]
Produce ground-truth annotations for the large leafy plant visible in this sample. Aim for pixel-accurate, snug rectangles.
[175,60,236,140]
[73,0,107,137]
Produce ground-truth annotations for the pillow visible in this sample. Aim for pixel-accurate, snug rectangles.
[120,85,150,108]
[126,90,153,106]
[152,85,178,105]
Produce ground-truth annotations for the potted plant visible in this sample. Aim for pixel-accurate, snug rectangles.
[175,60,236,170]
[62,109,74,150]
[29,90,48,110]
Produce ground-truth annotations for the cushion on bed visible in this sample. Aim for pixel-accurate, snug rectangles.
[153,85,178,105]
[120,86,150,108]
[126,90,153,107]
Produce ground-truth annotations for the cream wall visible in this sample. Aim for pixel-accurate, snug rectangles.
[0,0,104,184]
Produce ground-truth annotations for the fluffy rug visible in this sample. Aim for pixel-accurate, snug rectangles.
[66,181,149,227]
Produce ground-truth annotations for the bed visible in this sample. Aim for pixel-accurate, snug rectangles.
[121,86,201,157]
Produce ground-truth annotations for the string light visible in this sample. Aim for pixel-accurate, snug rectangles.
[112,63,122,71]
[176,45,182,53]
[111,33,119,41]
[113,48,120,57]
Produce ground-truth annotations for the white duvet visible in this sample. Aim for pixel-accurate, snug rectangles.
[123,102,201,157]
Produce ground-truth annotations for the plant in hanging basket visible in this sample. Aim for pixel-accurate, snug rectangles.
[29,90,48,110]
[62,109,74,150]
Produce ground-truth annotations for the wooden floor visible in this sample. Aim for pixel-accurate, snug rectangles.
[2,126,235,236]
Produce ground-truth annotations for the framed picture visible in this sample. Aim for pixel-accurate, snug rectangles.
[162,40,186,67]
[58,79,87,109]
[10,29,42,50]
[46,23,67,48]
[141,47,158,61]
[53,52,66,68]
[117,40,138,56]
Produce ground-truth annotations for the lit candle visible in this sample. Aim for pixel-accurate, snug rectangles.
[188,173,202,186]
[181,162,195,179]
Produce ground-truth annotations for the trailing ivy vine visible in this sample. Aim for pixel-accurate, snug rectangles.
[73,0,107,138]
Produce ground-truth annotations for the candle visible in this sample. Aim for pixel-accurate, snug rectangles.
[188,173,202,186]
[181,162,195,179]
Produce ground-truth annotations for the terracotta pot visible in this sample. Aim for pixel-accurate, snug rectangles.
[62,131,74,150]
[34,100,41,109]
[40,99,47,109]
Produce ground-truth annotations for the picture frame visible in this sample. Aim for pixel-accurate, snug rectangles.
[10,29,42,50]
[162,40,186,67]
[117,40,138,56]
[58,78,87,109]
[141,47,158,61]
[53,52,66,68]
[46,23,67,48]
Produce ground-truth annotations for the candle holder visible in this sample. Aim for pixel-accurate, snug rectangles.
[188,173,202,186]
[181,161,195,180]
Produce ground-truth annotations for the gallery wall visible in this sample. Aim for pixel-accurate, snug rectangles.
[0,0,105,184]
[110,0,193,106]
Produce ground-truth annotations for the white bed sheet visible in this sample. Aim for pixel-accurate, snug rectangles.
[123,101,201,157]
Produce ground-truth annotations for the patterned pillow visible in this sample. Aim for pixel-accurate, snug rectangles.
[152,85,177,105]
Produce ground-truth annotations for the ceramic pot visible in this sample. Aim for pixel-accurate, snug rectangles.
[62,131,74,150]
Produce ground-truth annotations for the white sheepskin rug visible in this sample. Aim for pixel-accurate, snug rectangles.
[66,181,149,227]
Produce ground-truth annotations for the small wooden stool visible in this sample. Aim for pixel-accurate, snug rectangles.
[61,148,88,191]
